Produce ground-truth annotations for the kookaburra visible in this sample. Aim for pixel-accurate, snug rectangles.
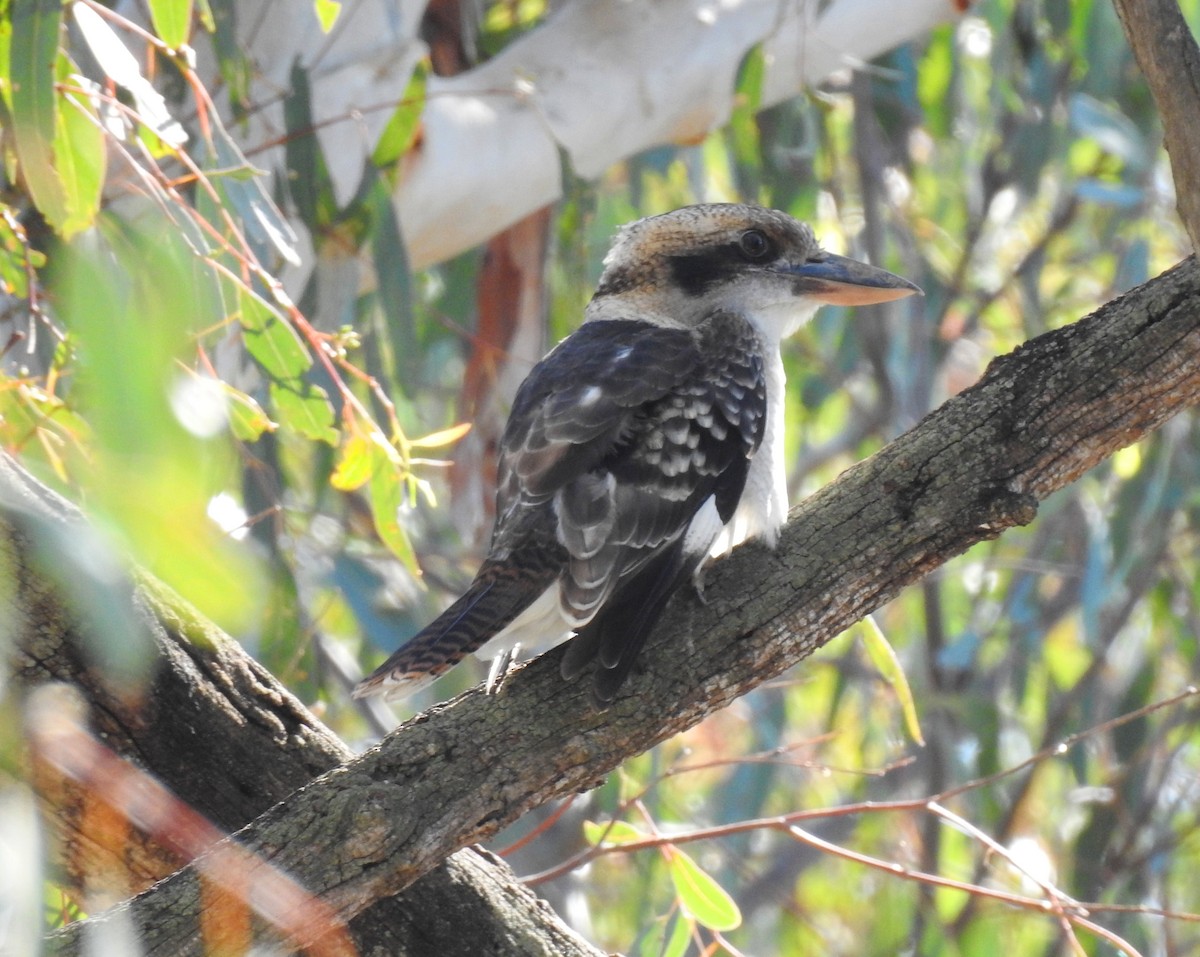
[354,204,920,707]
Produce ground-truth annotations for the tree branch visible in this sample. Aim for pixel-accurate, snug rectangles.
[3,460,601,956]
[1112,0,1200,253]
[44,256,1200,954]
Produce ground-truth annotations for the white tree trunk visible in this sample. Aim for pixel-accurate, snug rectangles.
[207,0,959,270]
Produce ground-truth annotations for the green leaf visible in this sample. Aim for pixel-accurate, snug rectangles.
[665,847,741,932]
[237,287,313,380]
[662,912,693,957]
[149,0,194,49]
[195,0,216,32]
[222,384,275,441]
[372,60,428,168]
[10,0,68,230]
[582,819,647,847]
[859,614,925,746]
[314,0,342,32]
[0,211,45,298]
[54,87,106,237]
[637,912,692,957]
[270,379,338,446]
[368,441,418,572]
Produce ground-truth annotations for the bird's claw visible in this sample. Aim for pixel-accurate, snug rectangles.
[485,644,521,694]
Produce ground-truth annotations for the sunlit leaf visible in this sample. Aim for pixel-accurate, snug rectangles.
[72,2,188,147]
[1044,617,1091,691]
[330,433,375,491]
[582,819,647,847]
[237,288,312,380]
[55,213,259,633]
[10,0,68,230]
[408,422,471,450]
[0,213,42,298]
[54,86,106,237]
[195,0,215,32]
[637,911,692,957]
[859,614,924,746]
[372,60,428,168]
[270,380,338,446]
[222,384,276,442]
[662,912,693,957]
[149,0,194,49]
[314,0,341,32]
[664,847,741,932]
[368,441,418,572]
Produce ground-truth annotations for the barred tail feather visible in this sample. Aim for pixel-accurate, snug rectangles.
[353,566,551,702]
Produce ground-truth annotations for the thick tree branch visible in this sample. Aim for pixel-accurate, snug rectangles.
[3,461,601,955]
[1113,0,1200,252]
[44,257,1200,954]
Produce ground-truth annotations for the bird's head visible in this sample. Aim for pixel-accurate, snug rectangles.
[588,204,921,341]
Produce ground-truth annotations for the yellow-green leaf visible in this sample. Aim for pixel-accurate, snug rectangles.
[314,0,342,32]
[222,384,275,442]
[238,288,312,380]
[665,847,741,932]
[859,614,925,746]
[368,441,418,572]
[330,433,375,491]
[582,819,647,847]
[10,0,68,230]
[54,88,106,237]
[270,380,337,446]
[662,913,693,957]
[372,60,428,168]
[149,0,194,49]
[408,421,471,450]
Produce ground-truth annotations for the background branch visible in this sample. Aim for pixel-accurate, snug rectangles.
[1112,0,1200,252]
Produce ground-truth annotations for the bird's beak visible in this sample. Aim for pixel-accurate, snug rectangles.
[786,252,923,306]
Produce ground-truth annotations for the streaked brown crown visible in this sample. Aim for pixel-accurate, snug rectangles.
[592,204,820,301]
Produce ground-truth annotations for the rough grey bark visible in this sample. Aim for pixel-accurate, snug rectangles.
[37,255,1200,955]
[2,459,601,956]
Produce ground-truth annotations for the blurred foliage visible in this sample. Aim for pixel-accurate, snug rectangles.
[1,0,1200,955]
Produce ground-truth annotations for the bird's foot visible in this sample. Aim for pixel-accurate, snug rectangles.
[485,643,521,694]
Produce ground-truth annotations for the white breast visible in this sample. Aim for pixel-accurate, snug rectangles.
[710,347,789,555]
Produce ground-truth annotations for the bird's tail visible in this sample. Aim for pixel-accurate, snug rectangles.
[560,538,699,706]
[352,564,551,702]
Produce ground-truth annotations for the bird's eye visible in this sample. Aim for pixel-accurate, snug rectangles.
[738,229,773,262]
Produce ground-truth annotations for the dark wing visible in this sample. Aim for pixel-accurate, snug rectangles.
[355,315,767,705]
[354,320,700,702]
[495,320,702,513]
[551,316,769,703]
